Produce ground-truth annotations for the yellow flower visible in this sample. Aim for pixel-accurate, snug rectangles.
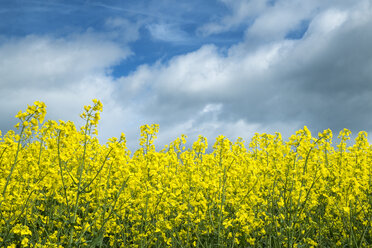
[1,100,371,247]
[21,237,29,247]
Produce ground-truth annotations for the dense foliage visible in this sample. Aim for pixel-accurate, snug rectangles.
[0,100,371,247]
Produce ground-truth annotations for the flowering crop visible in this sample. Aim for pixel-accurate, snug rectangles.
[0,100,371,247]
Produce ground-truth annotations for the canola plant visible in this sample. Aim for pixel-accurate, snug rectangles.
[0,100,371,247]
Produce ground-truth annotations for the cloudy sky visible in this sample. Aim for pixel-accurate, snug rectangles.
[1,0,372,150]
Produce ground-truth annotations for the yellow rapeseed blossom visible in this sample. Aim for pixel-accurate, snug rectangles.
[0,100,371,247]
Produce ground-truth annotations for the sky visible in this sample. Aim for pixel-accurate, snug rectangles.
[1,0,372,151]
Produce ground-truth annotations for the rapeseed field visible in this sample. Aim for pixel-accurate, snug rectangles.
[0,100,371,247]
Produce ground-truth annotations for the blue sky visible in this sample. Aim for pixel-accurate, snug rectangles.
[1,0,239,76]
[1,0,372,150]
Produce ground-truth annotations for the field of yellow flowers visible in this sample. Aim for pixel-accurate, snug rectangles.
[0,100,371,247]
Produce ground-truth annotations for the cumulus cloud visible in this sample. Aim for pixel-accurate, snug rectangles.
[244,1,318,42]
[117,0,372,147]
[0,34,128,88]
[0,32,136,145]
[2,0,372,151]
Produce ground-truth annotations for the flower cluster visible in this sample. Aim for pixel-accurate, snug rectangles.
[0,100,371,247]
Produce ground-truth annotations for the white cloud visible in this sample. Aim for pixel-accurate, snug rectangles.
[120,41,288,100]
[0,32,136,146]
[105,17,142,43]
[244,1,317,41]
[2,0,372,152]
[147,23,189,43]
[198,0,267,36]
[201,103,223,114]
[199,0,367,42]
[116,0,372,149]
[305,9,348,37]
[0,34,129,88]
